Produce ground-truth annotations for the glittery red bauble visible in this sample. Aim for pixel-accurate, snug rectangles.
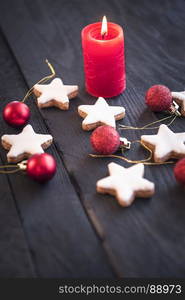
[90,125,120,154]
[26,153,56,182]
[3,101,30,127]
[174,158,185,184]
[145,85,172,112]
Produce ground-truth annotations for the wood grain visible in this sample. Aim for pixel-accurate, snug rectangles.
[0,29,114,277]
[0,0,185,277]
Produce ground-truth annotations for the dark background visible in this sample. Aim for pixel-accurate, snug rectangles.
[0,0,185,278]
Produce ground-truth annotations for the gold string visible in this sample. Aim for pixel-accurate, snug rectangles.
[21,59,56,103]
[119,115,177,131]
[0,165,21,174]
[90,140,175,165]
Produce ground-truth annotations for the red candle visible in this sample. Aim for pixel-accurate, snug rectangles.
[81,16,126,98]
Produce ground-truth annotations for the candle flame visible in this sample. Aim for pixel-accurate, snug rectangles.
[101,16,108,37]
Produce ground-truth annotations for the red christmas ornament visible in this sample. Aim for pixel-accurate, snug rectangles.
[145,85,172,112]
[3,101,30,127]
[90,125,120,154]
[174,158,185,185]
[26,153,56,182]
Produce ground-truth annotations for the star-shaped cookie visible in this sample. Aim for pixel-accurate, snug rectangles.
[78,97,125,131]
[172,91,185,116]
[33,78,78,110]
[97,162,154,207]
[1,124,53,163]
[141,124,185,163]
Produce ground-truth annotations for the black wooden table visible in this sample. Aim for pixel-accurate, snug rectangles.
[0,0,185,278]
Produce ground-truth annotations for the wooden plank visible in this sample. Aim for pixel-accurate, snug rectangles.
[0,159,36,277]
[0,29,114,277]
[0,36,35,277]
[1,0,185,277]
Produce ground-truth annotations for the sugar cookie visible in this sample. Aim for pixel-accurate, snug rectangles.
[1,124,53,163]
[97,162,154,207]
[78,97,125,131]
[33,78,78,110]
[141,124,185,163]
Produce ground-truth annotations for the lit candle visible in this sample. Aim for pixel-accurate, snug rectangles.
[81,16,126,98]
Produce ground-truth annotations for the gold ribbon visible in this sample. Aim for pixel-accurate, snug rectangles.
[21,59,56,103]
[90,140,175,165]
[0,164,21,174]
[119,115,177,131]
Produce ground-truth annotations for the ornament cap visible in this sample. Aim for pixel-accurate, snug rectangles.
[120,137,131,150]
[17,160,27,171]
[167,101,181,116]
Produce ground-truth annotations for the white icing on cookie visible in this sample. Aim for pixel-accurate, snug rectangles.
[141,124,185,162]
[172,91,185,116]
[1,124,53,161]
[34,78,78,107]
[97,162,154,207]
[78,97,125,128]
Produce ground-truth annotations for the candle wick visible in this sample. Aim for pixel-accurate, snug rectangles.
[102,33,106,40]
